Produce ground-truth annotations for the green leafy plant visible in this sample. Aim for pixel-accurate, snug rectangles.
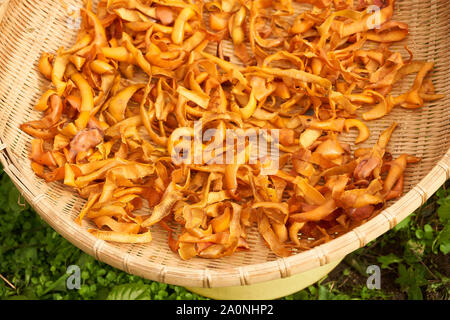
[434,188,450,254]
[107,284,152,300]
[377,253,403,269]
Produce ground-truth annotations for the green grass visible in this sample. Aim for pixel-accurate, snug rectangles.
[0,165,448,300]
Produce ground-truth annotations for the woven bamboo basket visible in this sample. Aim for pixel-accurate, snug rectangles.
[0,0,448,297]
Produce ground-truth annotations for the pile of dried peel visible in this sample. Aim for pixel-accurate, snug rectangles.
[21,0,443,259]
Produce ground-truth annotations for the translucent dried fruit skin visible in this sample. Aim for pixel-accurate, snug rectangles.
[156,6,175,25]
[344,119,370,144]
[171,6,196,45]
[51,50,70,96]
[90,60,115,74]
[69,128,104,159]
[71,71,95,130]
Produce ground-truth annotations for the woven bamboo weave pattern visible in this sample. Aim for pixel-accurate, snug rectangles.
[0,0,448,287]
